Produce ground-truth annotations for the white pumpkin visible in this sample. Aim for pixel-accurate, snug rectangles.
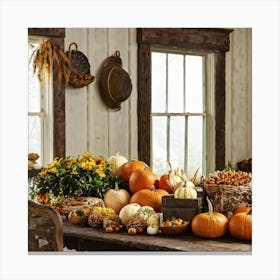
[147,213,160,227]
[136,206,156,221]
[104,182,131,214]
[174,183,197,199]
[119,203,141,227]
[147,225,159,235]
[185,180,196,189]
[108,152,128,177]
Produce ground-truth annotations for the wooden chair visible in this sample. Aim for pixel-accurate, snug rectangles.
[28,200,63,251]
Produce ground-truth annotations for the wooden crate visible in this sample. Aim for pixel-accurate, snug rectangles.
[162,188,205,221]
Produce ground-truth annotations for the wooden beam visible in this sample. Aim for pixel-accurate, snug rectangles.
[137,28,232,52]
[28,28,65,38]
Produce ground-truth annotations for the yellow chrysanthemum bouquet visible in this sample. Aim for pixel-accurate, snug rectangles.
[32,152,114,201]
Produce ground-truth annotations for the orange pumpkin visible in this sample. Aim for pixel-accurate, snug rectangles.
[191,197,229,238]
[158,174,173,193]
[229,210,252,240]
[130,187,168,212]
[129,166,158,193]
[121,160,149,182]
[233,205,251,216]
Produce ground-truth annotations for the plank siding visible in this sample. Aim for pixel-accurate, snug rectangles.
[65,28,88,156]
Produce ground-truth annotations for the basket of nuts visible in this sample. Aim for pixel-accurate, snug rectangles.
[201,170,252,218]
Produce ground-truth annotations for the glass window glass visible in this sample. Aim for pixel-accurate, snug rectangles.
[185,55,204,113]
[187,116,203,178]
[152,52,166,113]
[167,54,184,113]
[169,116,185,169]
[28,42,41,113]
[28,115,42,164]
[152,116,167,176]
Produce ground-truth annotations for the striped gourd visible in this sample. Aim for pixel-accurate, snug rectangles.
[174,182,197,199]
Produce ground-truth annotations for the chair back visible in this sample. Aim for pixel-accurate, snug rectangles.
[28,200,63,251]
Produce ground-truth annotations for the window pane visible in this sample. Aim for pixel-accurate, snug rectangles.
[152,116,167,176]
[152,52,166,113]
[168,54,184,113]
[185,55,204,113]
[169,116,185,169]
[28,42,41,113]
[187,116,203,178]
[28,116,42,164]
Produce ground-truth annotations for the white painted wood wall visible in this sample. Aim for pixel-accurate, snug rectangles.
[65,28,252,168]
[225,28,252,167]
[65,28,138,161]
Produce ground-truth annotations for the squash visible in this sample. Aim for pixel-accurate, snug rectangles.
[108,152,128,177]
[147,225,159,235]
[104,181,131,214]
[229,210,252,240]
[130,186,168,212]
[118,203,141,227]
[129,166,158,193]
[233,205,251,215]
[158,162,184,193]
[191,197,229,238]
[136,206,156,221]
[121,160,149,182]
[174,181,197,199]
[147,213,160,227]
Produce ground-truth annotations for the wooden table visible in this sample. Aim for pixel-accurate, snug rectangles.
[63,221,252,253]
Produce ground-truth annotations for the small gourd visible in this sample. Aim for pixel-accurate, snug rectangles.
[147,225,159,235]
[136,206,156,221]
[147,213,160,227]
[174,181,197,199]
[108,152,128,177]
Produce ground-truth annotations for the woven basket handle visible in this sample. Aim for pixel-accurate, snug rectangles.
[67,42,78,60]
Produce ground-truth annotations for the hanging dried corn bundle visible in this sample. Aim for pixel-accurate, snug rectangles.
[30,39,71,85]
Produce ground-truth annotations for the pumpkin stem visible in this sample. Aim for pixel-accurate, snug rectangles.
[114,181,119,191]
[190,167,199,183]
[167,162,173,173]
[150,185,156,192]
[247,209,252,215]
[206,196,213,216]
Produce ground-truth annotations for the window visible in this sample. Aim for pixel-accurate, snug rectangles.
[151,49,214,177]
[137,28,232,177]
[28,37,53,166]
[28,28,66,164]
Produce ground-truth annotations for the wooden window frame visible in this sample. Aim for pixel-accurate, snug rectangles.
[28,28,66,159]
[137,28,232,170]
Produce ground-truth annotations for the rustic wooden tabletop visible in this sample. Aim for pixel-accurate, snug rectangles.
[63,220,252,253]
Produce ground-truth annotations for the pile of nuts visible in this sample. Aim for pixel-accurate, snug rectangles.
[203,170,251,186]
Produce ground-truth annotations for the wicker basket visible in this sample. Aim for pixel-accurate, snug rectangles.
[160,222,190,235]
[202,184,252,216]
[65,42,95,88]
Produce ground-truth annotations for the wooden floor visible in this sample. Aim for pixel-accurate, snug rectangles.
[63,221,252,253]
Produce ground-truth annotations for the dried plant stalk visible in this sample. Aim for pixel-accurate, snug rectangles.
[30,39,71,85]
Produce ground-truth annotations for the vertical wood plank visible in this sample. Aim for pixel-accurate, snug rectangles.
[65,28,88,156]
[215,52,226,170]
[231,29,248,165]
[128,29,138,160]
[87,28,109,158]
[225,28,252,167]
[137,43,151,165]
[107,28,130,159]
[246,29,252,159]
[225,31,233,165]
